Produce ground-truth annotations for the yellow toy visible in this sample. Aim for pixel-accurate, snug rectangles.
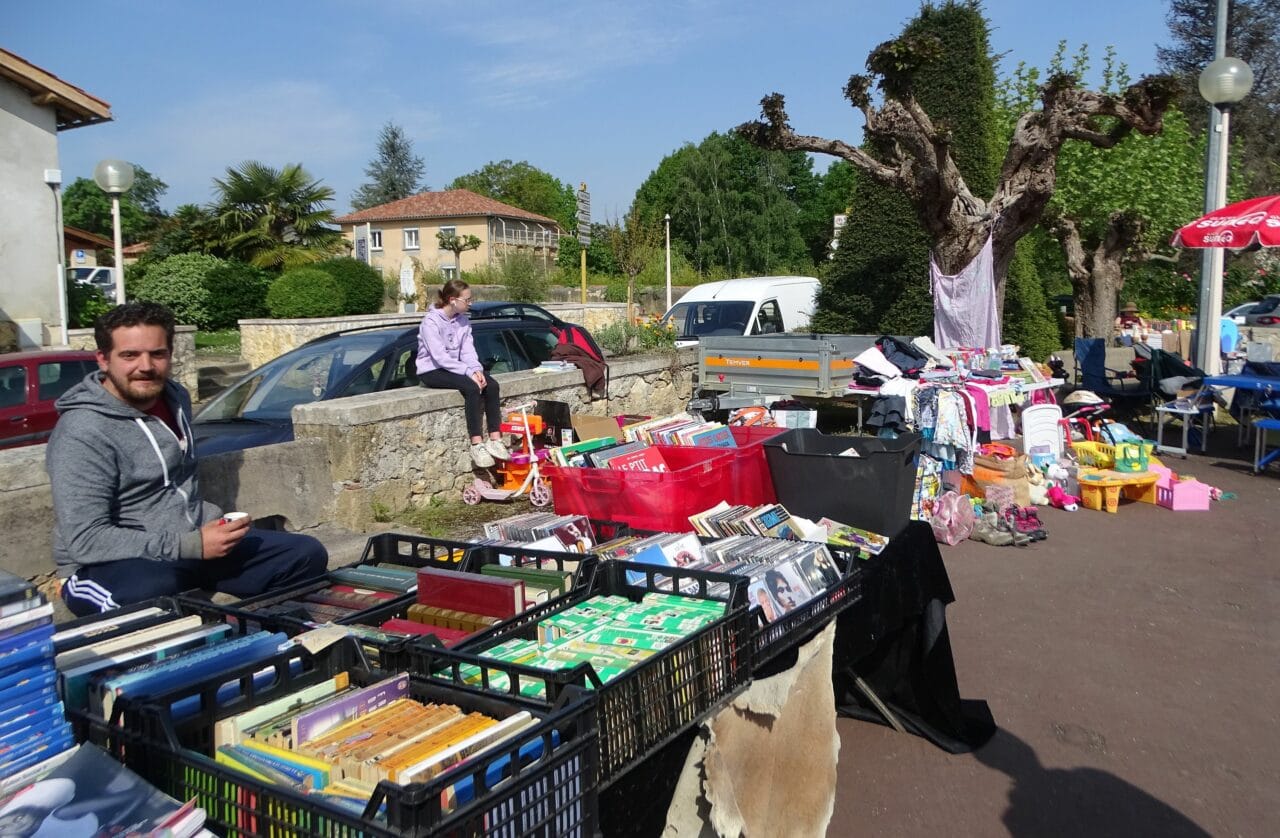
[1076,468,1160,513]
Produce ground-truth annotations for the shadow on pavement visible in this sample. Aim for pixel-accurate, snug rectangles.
[974,729,1210,837]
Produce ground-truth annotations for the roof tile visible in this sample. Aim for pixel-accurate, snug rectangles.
[335,189,560,228]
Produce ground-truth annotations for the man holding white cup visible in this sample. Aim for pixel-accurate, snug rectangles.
[47,303,328,616]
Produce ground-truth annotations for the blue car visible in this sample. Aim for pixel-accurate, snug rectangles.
[193,311,593,455]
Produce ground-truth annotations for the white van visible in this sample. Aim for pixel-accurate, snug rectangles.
[660,276,820,347]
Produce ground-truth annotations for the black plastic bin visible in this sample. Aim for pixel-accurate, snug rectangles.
[762,429,923,537]
[69,637,598,838]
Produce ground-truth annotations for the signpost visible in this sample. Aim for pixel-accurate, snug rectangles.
[577,183,590,304]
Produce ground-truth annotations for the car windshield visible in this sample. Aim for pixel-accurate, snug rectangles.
[661,301,756,339]
[194,332,399,422]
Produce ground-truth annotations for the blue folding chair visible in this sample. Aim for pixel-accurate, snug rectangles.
[1072,338,1152,406]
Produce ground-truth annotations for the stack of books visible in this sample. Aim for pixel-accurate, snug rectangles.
[481,512,597,554]
[1,743,211,837]
[622,413,738,448]
[249,563,422,624]
[692,536,844,624]
[547,436,618,467]
[211,668,557,818]
[0,570,75,796]
[405,564,573,647]
[456,592,726,697]
[819,517,890,556]
[689,502,802,540]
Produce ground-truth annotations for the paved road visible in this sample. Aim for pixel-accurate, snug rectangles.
[829,436,1279,837]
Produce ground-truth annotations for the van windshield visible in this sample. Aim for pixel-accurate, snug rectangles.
[661,301,755,339]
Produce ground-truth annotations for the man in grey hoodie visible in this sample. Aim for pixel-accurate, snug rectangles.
[47,302,328,616]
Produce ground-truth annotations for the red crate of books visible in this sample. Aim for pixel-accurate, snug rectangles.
[408,561,753,788]
[654,425,785,507]
[71,636,599,838]
[546,446,739,533]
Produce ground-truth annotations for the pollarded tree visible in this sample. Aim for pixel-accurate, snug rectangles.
[737,19,1178,318]
[437,231,482,274]
[999,46,1219,337]
[351,121,426,211]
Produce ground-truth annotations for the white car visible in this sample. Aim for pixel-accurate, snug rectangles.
[1225,301,1259,324]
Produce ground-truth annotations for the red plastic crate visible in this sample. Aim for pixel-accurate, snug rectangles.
[546,446,737,532]
[651,425,785,507]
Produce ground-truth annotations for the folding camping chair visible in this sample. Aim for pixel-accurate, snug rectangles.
[1072,338,1152,409]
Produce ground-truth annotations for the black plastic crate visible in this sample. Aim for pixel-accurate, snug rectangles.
[71,637,598,838]
[175,534,478,635]
[409,561,753,788]
[746,543,865,669]
[763,429,923,537]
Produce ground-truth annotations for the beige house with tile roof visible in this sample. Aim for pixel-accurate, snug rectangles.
[334,189,561,286]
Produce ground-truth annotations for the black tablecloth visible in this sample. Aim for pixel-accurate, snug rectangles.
[831,521,996,753]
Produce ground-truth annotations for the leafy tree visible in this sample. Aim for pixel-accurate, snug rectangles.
[350,121,426,211]
[61,165,169,247]
[999,46,1220,337]
[556,224,621,274]
[130,253,227,329]
[798,161,857,264]
[66,282,112,329]
[737,2,1178,317]
[147,204,225,260]
[1157,0,1280,193]
[437,231,482,273]
[211,161,345,270]
[606,211,663,317]
[631,132,813,277]
[447,161,576,231]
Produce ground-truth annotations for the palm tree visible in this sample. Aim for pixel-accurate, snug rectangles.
[211,162,345,270]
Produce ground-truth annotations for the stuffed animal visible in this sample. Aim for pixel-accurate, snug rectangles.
[1047,485,1080,512]
[1026,462,1049,505]
[1045,462,1070,484]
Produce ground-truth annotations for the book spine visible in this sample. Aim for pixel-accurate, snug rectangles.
[293,673,409,745]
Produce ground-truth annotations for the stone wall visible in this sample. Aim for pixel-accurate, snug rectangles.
[0,349,694,578]
[67,325,197,395]
[238,303,629,368]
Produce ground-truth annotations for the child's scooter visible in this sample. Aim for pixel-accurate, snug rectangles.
[461,402,552,507]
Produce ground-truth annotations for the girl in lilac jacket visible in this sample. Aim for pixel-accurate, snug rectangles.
[416,280,512,468]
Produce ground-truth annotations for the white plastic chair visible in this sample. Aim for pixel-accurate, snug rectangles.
[1021,403,1064,460]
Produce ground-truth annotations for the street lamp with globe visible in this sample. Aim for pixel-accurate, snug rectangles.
[93,159,135,305]
[1194,56,1253,374]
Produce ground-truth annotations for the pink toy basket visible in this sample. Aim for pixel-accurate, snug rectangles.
[1156,476,1211,511]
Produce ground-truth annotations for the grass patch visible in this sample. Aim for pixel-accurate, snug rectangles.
[195,329,241,354]
[393,495,537,539]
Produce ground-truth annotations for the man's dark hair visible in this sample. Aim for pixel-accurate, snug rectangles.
[94,302,176,352]
[765,569,788,596]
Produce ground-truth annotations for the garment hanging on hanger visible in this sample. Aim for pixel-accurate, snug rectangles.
[931,236,1001,351]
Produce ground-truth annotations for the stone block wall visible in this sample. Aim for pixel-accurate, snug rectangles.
[67,325,197,395]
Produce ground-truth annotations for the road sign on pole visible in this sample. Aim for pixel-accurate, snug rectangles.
[576,183,591,245]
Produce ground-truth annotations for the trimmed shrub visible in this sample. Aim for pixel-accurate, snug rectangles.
[266,268,346,318]
[202,261,273,328]
[66,282,112,329]
[1001,240,1061,361]
[499,253,549,303]
[312,257,384,314]
[130,253,225,328]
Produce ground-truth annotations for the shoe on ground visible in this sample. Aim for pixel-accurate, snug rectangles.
[485,438,512,460]
[969,518,1014,547]
[471,442,496,468]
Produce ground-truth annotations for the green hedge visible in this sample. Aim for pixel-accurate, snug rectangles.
[312,258,384,315]
[266,268,346,318]
[202,262,273,328]
[130,253,224,329]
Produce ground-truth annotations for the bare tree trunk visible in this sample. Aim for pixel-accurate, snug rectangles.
[1054,213,1141,339]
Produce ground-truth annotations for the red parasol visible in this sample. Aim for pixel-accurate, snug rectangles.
[1171,194,1280,249]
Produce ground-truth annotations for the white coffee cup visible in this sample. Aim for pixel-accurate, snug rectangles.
[221,511,250,525]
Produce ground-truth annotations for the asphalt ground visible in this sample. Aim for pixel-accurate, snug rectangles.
[828,430,1280,837]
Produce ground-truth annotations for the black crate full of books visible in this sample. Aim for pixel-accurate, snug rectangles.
[72,634,599,838]
[408,561,754,787]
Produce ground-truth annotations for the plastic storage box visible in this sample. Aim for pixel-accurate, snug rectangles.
[71,637,599,838]
[762,429,923,537]
[653,425,784,508]
[546,445,739,533]
[410,561,753,788]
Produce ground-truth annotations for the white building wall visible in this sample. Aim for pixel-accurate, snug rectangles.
[0,80,61,348]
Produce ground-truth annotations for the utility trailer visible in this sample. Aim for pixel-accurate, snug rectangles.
[689,333,891,414]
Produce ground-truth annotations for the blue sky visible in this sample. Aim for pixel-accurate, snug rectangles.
[8,0,1176,222]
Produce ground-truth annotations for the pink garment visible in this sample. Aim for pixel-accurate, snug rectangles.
[963,385,992,433]
[931,236,1001,350]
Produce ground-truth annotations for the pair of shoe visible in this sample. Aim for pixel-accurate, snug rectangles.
[470,438,512,468]
[1003,506,1048,542]
[969,511,1014,547]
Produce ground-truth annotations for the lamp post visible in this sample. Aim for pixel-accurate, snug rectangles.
[664,213,672,313]
[93,159,135,305]
[1193,5,1253,375]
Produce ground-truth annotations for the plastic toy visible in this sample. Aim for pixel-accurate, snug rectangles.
[1046,485,1080,511]
[462,402,552,506]
[1112,440,1150,473]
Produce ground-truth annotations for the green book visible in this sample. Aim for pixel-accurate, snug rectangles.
[479,564,573,596]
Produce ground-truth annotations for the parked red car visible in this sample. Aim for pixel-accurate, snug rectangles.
[0,350,99,449]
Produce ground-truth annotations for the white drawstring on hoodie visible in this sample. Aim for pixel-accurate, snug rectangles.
[134,410,197,526]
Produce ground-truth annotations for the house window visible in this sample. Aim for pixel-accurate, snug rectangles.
[438,226,456,246]
[369,230,383,250]
[404,228,420,250]
[441,266,458,281]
